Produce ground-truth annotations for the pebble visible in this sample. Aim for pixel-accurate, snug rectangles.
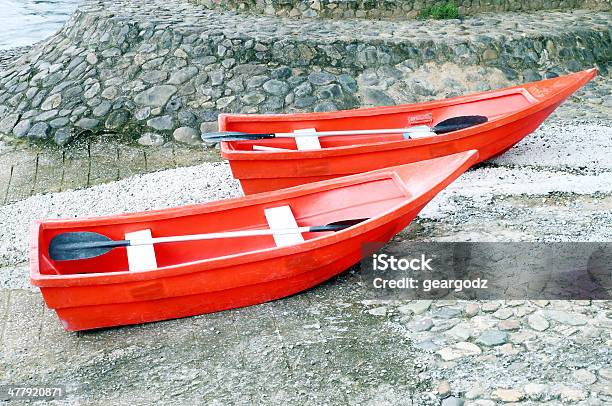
[12,119,31,137]
[147,115,174,131]
[491,388,523,402]
[464,303,480,317]
[446,324,472,340]
[138,132,165,146]
[497,319,520,331]
[0,113,19,134]
[53,127,73,146]
[527,314,550,331]
[134,85,177,107]
[437,380,451,397]
[476,330,508,347]
[407,318,433,332]
[27,122,50,138]
[397,300,432,315]
[492,308,513,320]
[75,118,99,130]
[544,310,589,326]
[433,307,462,319]
[599,368,612,381]
[441,396,464,406]
[437,342,481,361]
[173,127,201,145]
[481,302,501,313]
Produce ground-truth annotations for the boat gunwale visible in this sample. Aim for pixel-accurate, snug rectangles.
[219,69,596,161]
[30,150,479,288]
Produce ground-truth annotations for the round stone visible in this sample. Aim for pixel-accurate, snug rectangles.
[361,88,394,106]
[441,397,464,406]
[27,122,50,139]
[308,72,335,85]
[437,380,451,397]
[0,113,20,134]
[105,110,130,130]
[168,67,198,85]
[543,310,588,326]
[54,127,74,146]
[263,79,289,96]
[86,52,98,65]
[147,115,174,131]
[476,330,508,347]
[173,126,200,145]
[93,101,112,117]
[407,318,433,332]
[12,119,31,137]
[527,314,549,331]
[134,85,177,107]
[41,93,62,111]
[75,118,100,130]
[49,117,70,129]
[134,107,151,121]
[101,86,119,99]
[83,82,101,99]
[437,342,481,361]
[138,132,165,146]
[241,92,266,105]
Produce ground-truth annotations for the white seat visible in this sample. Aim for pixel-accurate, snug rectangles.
[264,205,305,247]
[294,128,322,150]
[125,229,158,271]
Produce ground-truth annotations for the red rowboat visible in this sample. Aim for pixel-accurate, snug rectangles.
[30,151,478,331]
[220,69,596,195]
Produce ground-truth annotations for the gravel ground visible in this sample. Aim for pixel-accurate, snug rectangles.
[0,113,610,403]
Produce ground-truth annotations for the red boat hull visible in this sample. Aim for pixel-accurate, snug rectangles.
[220,69,595,195]
[31,152,478,331]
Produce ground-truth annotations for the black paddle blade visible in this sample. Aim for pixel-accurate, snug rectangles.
[49,232,128,261]
[202,131,275,143]
[310,218,369,232]
[432,115,488,134]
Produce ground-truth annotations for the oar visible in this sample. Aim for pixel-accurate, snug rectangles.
[202,115,488,142]
[49,218,369,261]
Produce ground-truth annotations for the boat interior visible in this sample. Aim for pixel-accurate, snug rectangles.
[36,171,417,276]
[223,87,538,152]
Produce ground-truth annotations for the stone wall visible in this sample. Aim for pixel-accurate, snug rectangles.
[0,0,610,146]
[192,0,612,19]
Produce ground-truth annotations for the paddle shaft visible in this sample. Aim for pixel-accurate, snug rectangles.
[202,116,488,142]
[268,126,432,138]
[54,225,345,253]
[129,226,325,246]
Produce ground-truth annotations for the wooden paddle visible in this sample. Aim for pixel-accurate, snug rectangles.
[49,218,369,261]
[202,115,488,143]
